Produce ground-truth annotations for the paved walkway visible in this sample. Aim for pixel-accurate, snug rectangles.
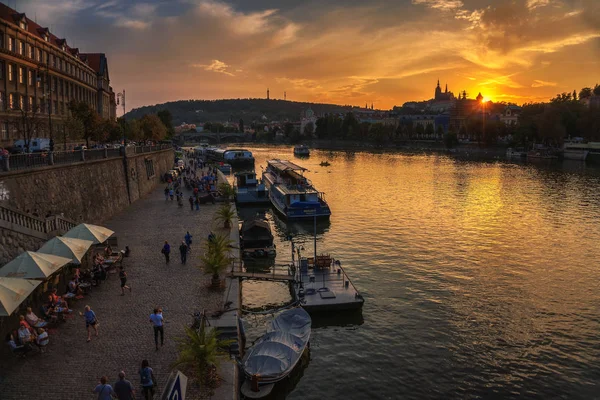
[0,181,229,399]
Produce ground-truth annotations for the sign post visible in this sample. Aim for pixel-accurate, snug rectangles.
[160,370,188,400]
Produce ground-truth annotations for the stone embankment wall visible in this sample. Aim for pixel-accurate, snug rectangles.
[0,149,173,224]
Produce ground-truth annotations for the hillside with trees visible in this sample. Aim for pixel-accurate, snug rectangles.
[124,99,354,125]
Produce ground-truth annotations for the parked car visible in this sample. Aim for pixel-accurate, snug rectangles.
[73,145,88,151]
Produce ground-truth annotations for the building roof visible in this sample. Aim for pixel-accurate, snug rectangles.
[0,2,95,71]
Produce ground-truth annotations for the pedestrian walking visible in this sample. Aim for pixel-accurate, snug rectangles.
[188,195,194,210]
[139,360,156,400]
[179,241,188,264]
[185,231,193,249]
[114,371,136,400]
[81,305,98,342]
[161,241,170,263]
[149,308,164,350]
[163,187,169,201]
[195,196,200,211]
[93,376,116,400]
[169,188,174,201]
[119,266,132,295]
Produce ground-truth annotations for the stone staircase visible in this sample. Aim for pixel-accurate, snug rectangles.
[0,204,77,264]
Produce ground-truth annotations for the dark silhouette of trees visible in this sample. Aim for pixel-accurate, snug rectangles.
[157,109,175,138]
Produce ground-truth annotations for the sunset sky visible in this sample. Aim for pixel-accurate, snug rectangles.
[18,0,600,112]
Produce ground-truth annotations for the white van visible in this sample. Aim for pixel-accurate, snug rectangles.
[13,138,51,152]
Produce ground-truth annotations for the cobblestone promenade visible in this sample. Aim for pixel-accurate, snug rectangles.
[0,183,227,399]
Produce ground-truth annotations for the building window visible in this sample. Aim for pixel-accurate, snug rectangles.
[0,61,4,80]
[44,35,48,42]
[53,56,57,68]
[1,122,7,140]
[19,67,24,84]
[60,102,64,115]
[8,64,13,81]
[8,37,14,52]
[29,96,35,111]
[9,93,14,109]
[0,91,4,110]
[27,70,32,86]
[0,33,4,49]
[19,21,26,30]
[19,95,24,110]
[28,45,34,59]
[53,100,58,114]
[18,40,25,55]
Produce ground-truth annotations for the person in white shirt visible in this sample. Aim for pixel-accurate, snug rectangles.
[149,308,164,351]
[36,328,49,347]
[25,307,47,328]
[17,325,32,344]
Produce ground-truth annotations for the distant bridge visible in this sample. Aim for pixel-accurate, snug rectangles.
[177,131,253,144]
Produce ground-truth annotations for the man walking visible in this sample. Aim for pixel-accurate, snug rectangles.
[113,371,135,400]
[119,266,132,295]
[149,308,164,351]
[179,241,188,264]
[188,195,194,210]
[161,241,170,264]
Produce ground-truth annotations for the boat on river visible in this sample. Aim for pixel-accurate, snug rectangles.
[293,145,310,156]
[206,148,255,167]
[241,308,311,388]
[234,171,269,205]
[506,147,527,158]
[262,159,331,220]
[240,219,276,258]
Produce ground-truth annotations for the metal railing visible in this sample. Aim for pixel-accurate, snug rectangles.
[0,144,173,173]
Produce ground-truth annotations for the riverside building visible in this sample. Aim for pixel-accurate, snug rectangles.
[0,3,116,148]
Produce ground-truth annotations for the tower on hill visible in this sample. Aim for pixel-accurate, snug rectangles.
[267,88,270,100]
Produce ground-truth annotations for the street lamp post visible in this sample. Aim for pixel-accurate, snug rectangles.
[116,90,126,145]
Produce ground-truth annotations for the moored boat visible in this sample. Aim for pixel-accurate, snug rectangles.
[262,159,331,220]
[241,308,311,385]
[293,145,310,156]
[240,219,276,258]
[207,148,254,167]
[234,171,270,205]
[506,147,527,158]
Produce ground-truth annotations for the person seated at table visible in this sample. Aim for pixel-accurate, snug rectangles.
[50,288,69,310]
[17,324,34,345]
[25,307,48,328]
[36,328,49,348]
[40,304,58,323]
[18,315,38,337]
[6,333,30,355]
[73,267,81,284]
[104,244,113,257]
[68,276,83,296]
[94,253,105,266]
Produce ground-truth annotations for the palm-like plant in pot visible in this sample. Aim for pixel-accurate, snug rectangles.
[200,233,233,287]
[215,204,236,229]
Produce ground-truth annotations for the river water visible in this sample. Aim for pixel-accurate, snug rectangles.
[233,145,600,399]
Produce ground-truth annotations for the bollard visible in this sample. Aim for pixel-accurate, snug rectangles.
[80,149,85,162]
[48,152,54,166]
[251,374,260,392]
[104,148,108,158]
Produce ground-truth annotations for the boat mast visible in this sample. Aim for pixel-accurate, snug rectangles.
[313,215,317,261]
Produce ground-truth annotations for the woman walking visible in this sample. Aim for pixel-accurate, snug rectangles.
[138,359,156,400]
[81,305,98,342]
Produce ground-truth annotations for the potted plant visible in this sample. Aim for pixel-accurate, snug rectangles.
[172,324,235,387]
[215,204,235,229]
[217,182,235,201]
[200,233,233,287]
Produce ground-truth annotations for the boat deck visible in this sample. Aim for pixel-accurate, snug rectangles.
[229,270,295,282]
[294,259,364,312]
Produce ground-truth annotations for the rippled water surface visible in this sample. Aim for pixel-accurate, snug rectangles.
[234,146,600,400]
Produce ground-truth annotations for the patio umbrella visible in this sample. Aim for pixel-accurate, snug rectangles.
[0,277,41,316]
[63,223,114,245]
[38,237,93,265]
[0,251,72,279]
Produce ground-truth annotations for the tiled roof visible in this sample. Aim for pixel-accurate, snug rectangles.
[0,2,93,69]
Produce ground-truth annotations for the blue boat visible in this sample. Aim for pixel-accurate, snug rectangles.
[262,160,331,220]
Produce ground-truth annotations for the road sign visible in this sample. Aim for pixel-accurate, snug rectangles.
[160,370,188,400]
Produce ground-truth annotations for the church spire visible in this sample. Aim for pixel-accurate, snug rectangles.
[445,83,448,93]
[437,79,440,88]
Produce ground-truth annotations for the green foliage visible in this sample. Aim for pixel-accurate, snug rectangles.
[140,114,168,141]
[68,100,102,146]
[157,109,175,138]
[303,121,315,136]
[199,232,233,278]
[215,204,235,229]
[218,182,235,199]
[425,123,434,137]
[172,325,234,383]
[444,131,459,148]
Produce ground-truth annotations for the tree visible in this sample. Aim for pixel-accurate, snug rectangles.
[139,114,168,141]
[239,118,244,133]
[594,84,600,96]
[64,115,84,149]
[303,121,314,137]
[7,101,48,152]
[444,131,459,148]
[156,109,175,138]
[579,87,593,99]
[415,124,425,138]
[68,100,101,147]
[342,112,359,139]
[436,124,445,139]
